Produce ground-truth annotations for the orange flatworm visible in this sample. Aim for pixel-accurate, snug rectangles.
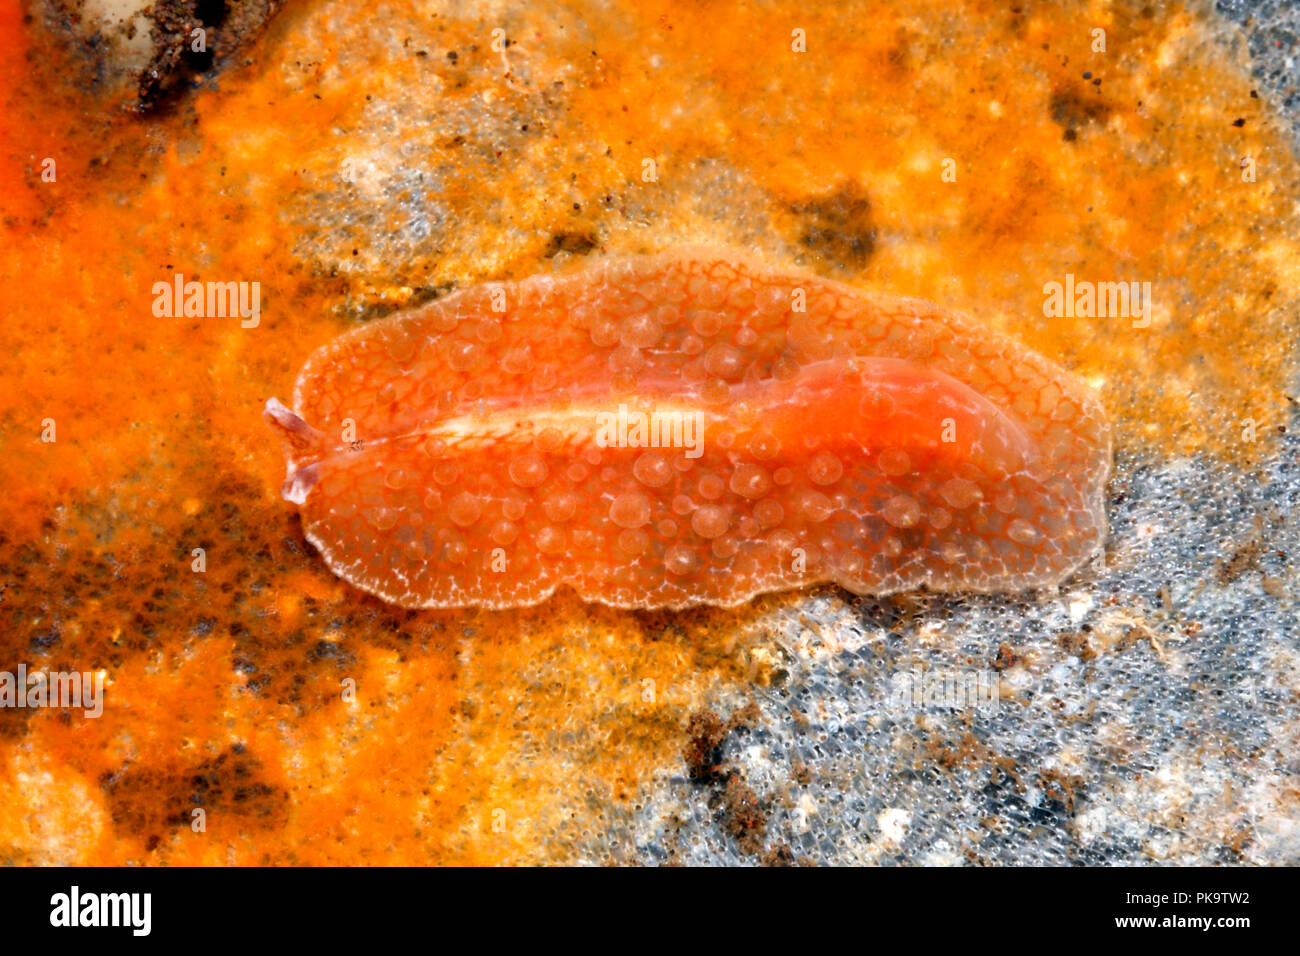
[265,248,1111,609]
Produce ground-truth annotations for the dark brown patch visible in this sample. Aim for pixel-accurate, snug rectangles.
[719,775,767,854]
[682,701,804,863]
[139,0,285,112]
[789,182,876,273]
[99,743,289,845]
[544,230,599,258]
[1049,86,1112,142]
[1036,767,1086,813]
[992,642,1020,671]
[759,842,799,866]
[1217,531,1266,583]
[1057,631,1096,661]
[683,708,730,784]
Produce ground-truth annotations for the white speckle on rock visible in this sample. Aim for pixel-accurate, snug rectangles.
[877,807,911,849]
[792,793,818,833]
[1067,591,1094,624]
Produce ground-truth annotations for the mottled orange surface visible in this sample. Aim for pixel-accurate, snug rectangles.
[0,0,1297,864]
[271,249,1109,608]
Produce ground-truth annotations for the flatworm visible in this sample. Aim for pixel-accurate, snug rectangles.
[265,248,1111,609]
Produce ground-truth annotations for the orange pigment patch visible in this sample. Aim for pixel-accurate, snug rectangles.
[267,249,1110,608]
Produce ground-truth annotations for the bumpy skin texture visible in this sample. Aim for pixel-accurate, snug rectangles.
[265,248,1111,609]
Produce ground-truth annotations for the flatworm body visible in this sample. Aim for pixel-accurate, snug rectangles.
[265,248,1111,609]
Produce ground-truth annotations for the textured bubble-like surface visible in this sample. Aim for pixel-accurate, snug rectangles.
[628,436,1300,865]
[269,250,1111,609]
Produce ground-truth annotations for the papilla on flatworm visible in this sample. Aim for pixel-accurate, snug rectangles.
[265,247,1111,610]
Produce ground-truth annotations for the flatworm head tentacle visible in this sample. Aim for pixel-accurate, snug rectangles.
[263,397,328,504]
[267,247,1111,609]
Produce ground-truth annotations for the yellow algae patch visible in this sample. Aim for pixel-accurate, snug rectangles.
[0,747,110,865]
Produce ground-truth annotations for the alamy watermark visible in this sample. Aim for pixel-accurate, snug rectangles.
[594,403,704,458]
[887,667,1000,714]
[152,272,260,328]
[50,886,150,936]
[1042,274,1152,328]
[0,665,104,718]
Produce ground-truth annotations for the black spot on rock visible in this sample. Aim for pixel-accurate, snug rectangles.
[545,231,598,258]
[137,0,285,113]
[1049,86,1112,142]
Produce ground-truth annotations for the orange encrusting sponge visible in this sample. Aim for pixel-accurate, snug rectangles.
[265,248,1111,609]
